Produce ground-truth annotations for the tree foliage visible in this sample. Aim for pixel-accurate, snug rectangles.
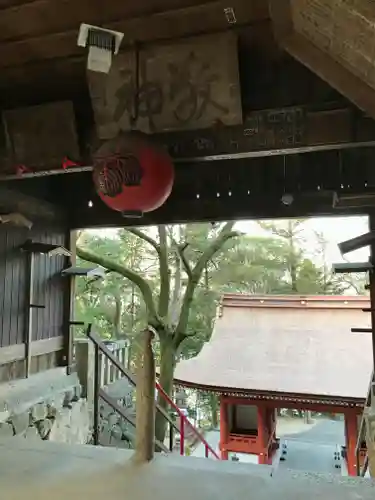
[75,219,366,435]
[77,222,239,442]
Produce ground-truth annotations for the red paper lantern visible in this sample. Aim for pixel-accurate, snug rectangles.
[93,132,174,217]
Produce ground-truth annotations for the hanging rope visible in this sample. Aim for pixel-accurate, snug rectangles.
[130,42,140,130]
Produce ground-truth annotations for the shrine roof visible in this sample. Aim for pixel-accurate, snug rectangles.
[174,294,373,403]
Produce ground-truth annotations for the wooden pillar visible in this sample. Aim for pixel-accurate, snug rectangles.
[369,214,375,373]
[62,229,76,373]
[134,329,155,463]
[257,405,267,465]
[220,395,229,460]
[75,339,95,407]
[345,410,358,476]
[264,408,275,465]
[367,213,375,477]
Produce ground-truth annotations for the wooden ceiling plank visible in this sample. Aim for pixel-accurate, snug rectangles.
[0,0,267,68]
[269,0,375,120]
[0,0,219,43]
[268,0,293,38]
[0,0,36,8]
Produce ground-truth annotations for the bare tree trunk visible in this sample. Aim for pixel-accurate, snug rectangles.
[155,335,176,444]
[288,221,298,292]
[170,245,182,326]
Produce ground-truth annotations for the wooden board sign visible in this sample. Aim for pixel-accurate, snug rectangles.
[88,32,243,138]
[2,101,79,173]
[159,106,306,158]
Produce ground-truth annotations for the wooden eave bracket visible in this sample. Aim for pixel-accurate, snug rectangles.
[61,266,105,278]
[20,239,71,257]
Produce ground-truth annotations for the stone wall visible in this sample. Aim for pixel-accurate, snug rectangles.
[0,368,91,444]
[98,378,135,448]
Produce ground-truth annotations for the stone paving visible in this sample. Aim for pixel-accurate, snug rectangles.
[192,417,347,475]
[0,438,374,500]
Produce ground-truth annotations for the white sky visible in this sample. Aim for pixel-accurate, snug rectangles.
[236,215,370,266]
[90,215,370,267]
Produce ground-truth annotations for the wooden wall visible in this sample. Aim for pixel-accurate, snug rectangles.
[0,224,70,382]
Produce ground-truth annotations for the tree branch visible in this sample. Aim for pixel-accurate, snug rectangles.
[193,222,239,278]
[169,246,183,327]
[174,222,239,344]
[76,247,160,328]
[175,243,193,279]
[157,225,170,319]
[125,228,160,254]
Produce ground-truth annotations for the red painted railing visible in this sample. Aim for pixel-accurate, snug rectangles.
[86,325,219,459]
[156,381,220,459]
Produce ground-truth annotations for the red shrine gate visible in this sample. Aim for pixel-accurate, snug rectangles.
[219,396,363,475]
[174,294,372,476]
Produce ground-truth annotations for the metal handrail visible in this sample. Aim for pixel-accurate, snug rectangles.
[87,324,219,458]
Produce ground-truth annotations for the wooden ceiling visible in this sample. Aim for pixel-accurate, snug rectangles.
[2,0,375,225]
[270,0,375,119]
[3,0,375,119]
[0,0,269,67]
[0,0,269,94]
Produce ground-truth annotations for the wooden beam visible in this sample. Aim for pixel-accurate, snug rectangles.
[223,395,364,414]
[0,185,65,222]
[0,336,64,365]
[158,107,375,162]
[269,0,375,120]
[71,190,362,229]
[65,145,375,228]
[0,0,220,42]
[0,1,268,68]
[0,0,268,42]
[1,105,374,180]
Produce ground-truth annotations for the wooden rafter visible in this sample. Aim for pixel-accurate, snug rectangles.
[0,0,268,68]
[268,0,375,119]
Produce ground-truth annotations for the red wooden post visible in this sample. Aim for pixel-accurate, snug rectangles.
[257,405,267,465]
[345,410,359,476]
[264,408,273,465]
[220,395,229,460]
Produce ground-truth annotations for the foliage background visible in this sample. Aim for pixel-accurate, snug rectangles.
[75,219,366,428]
